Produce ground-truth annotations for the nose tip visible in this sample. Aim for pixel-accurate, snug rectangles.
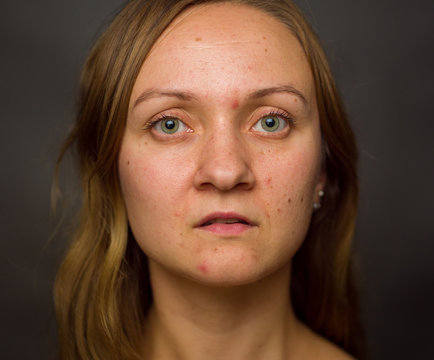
[193,135,255,192]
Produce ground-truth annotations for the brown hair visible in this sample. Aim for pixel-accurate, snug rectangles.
[54,0,362,359]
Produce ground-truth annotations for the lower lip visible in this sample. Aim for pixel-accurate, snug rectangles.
[198,223,253,235]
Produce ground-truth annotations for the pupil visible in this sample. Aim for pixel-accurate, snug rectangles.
[165,119,175,129]
[265,117,276,128]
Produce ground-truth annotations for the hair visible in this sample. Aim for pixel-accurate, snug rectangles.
[54,0,362,359]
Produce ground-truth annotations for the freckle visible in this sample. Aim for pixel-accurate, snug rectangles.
[262,36,266,40]
[277,208,281,212]
[288,198,292,203]
[127,161,130,165]
[213,248,218,252]
[195,37,202,41]
[264,48,268,52]
[300,197,304,203]
[231,99,239,110]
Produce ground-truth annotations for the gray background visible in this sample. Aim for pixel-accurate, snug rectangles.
[1,0,433,359]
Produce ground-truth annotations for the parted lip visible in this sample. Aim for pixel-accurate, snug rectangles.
[196,212,255,227]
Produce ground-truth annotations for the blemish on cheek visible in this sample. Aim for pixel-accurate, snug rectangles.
[198,263,208,274]
[264,48,268,52]
[195,36,202,41]
[231,99,239,110]
[277,208,281,213]
[265,177,272,185]
[127,161,130,165]
[262,36,267,40]
[300,197,304,203]
[288,197,292,203]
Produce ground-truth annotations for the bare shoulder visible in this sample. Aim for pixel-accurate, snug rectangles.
[296,322,355,360]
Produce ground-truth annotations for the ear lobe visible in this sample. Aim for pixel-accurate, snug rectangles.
[316,169,327,193]
[313,170,327,209]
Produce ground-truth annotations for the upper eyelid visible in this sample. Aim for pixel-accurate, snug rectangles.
[142,111,189,131]
[254,109,295,125]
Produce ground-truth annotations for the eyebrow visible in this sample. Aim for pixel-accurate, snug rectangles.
[132,84,307,109]
[133,89,198,108]
[248,85,307,105]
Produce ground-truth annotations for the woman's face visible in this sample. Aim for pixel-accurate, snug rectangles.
[119,3,325,286]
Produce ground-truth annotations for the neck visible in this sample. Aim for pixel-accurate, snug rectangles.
[142,261,304,360]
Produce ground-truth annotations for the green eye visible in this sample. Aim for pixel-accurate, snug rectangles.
[261,116,280,132]
[161,118,180,134]
[252,113,290,133]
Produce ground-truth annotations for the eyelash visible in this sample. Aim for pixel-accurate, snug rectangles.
[142,109,295,133]
[142,113,179,131]
[258,110,295,126]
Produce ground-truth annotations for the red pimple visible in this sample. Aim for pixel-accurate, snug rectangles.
[231,99,239,110]
[198,264,208,274]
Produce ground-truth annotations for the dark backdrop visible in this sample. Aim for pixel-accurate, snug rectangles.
[1,0,433,359]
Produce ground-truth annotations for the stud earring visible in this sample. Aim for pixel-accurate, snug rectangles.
[313,190,325,210]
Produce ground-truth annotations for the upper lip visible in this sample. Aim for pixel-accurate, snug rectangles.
[196,212,255,227]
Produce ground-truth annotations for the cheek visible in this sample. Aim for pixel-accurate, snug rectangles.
[261,146,320,202]
[118,142,195,248]
[259,145,321,243]
[119,142,187,205]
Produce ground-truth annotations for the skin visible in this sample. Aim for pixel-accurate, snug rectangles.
[118,3,352,359]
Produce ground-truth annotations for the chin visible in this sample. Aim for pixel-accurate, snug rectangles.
[185,252,291,288]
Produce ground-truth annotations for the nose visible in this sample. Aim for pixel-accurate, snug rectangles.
[193,126,255,192]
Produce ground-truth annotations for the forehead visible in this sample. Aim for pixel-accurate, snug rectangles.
[131,3,314,104]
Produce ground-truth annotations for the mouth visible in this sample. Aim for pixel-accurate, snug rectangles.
[196,212,255,235]
[198,212,253,227]
[201,218,250,226]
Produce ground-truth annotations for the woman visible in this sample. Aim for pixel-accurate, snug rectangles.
[55,0,362,359]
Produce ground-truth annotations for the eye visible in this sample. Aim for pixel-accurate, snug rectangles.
[252,112,292,133]
[151,116,188,135]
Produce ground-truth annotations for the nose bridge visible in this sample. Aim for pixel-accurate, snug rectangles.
[194,120,254,191]
[208,122,242,161]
